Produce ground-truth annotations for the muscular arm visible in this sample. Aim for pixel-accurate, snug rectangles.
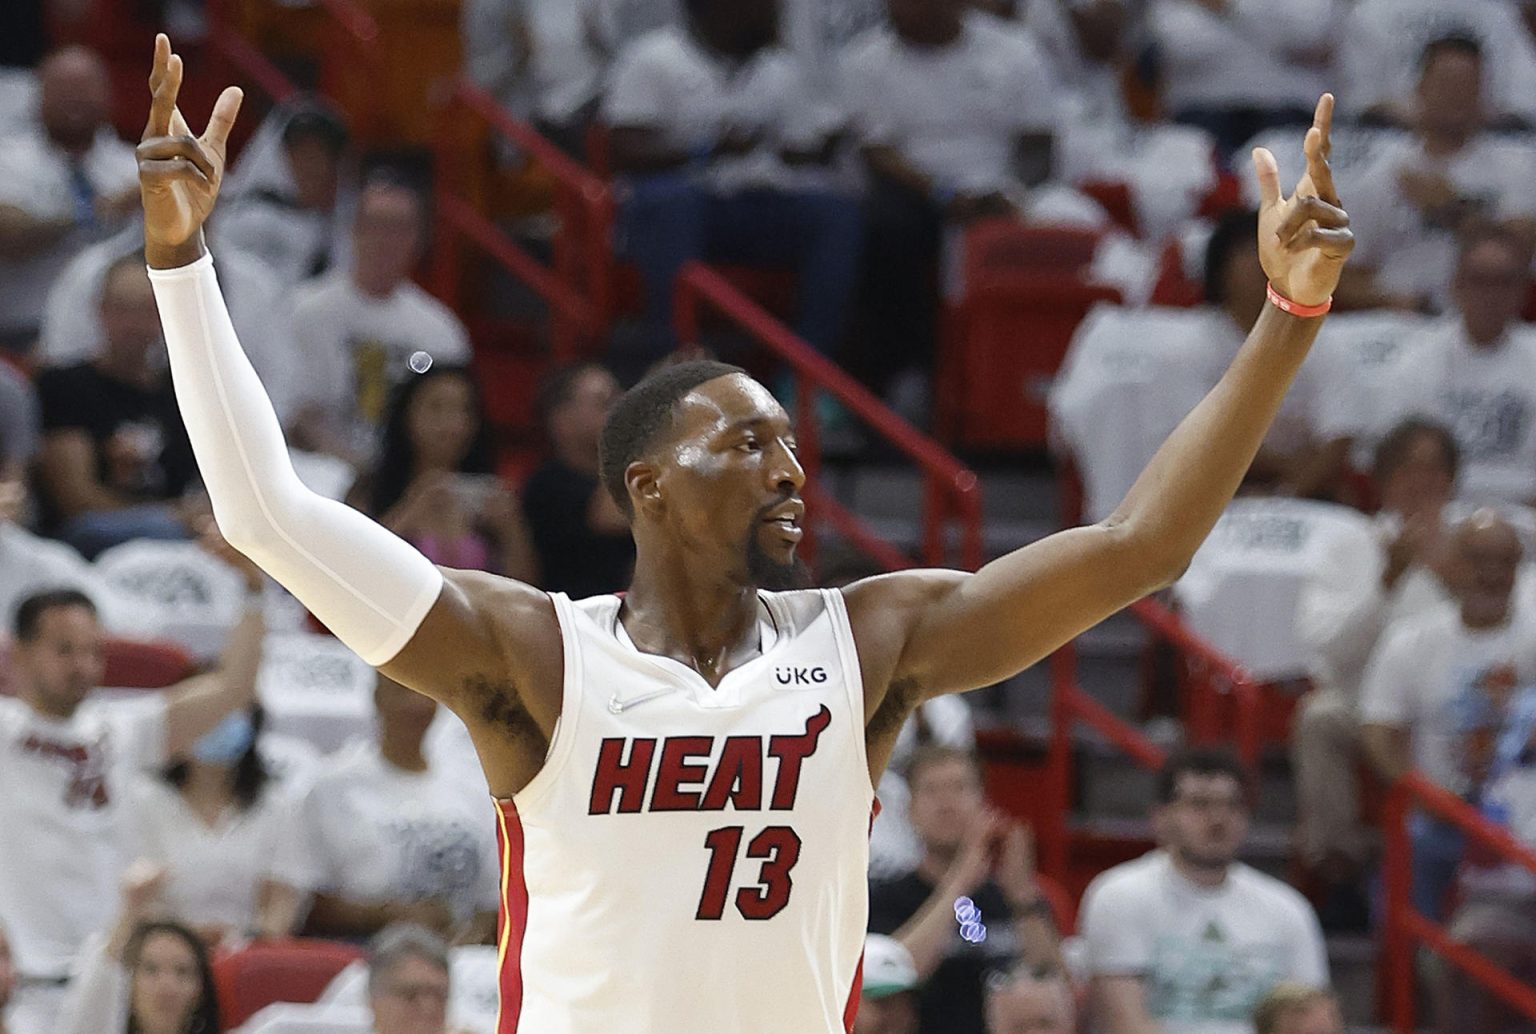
[848,99,1353,722]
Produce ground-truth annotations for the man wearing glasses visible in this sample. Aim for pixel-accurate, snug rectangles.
[1079,748,1329,1034]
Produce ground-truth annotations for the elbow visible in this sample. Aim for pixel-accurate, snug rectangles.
[1097,516,1191,595]
[211,505,280,564]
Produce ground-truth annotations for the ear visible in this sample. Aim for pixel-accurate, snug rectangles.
[625,460,662,518]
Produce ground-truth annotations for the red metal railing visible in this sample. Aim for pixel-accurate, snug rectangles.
[1130,597,1264,768]
[1383,771,1536,1031]
[673,262,983,571]
[431,81,616,363]
[1037,643,1166,879]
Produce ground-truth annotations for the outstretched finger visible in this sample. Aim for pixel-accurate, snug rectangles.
[1303,94,1339,205]
[137,136,218,183]
[1252,146,1282,208]
[201,86,244,161]
[1276,194,1348,242]
[144,35,178,140]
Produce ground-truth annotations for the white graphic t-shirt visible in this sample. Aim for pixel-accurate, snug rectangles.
[1080,851,1328,1034]
[0,694,167,976]
[283,740,499,922]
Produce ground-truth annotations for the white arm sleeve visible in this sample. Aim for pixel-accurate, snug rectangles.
[148,252,443,666]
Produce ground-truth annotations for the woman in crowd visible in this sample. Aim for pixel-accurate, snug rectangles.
[350,364,537,582]
[128,703,307,947]
[56,865,223,1034]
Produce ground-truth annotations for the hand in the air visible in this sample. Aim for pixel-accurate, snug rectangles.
[1252,94,1354,308]
[137,34,243,260]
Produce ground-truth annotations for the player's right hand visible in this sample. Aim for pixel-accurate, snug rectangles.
[138,34,242,257]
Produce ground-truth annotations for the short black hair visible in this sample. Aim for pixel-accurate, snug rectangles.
[281,99,350,155]
[14,588,97,642]
[598,359,746,517]
[1374,417,1460,484]
[1420,31,1483,74]
[1155,746,1251,805]
[1203,209,1259,307]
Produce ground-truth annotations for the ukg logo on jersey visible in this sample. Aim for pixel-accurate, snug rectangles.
[774,666,828,685]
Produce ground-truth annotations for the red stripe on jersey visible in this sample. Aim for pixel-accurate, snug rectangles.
[494,799,530,1033]
[842,953,865,1032]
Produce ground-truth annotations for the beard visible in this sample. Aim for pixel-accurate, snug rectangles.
[746,527,810,591]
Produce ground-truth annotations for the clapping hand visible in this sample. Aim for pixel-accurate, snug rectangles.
[1252,94,1354,307]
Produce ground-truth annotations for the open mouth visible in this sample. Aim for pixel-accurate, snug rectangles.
[760,499,806,543]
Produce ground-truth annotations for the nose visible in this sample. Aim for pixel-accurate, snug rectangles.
[769,439,805,493]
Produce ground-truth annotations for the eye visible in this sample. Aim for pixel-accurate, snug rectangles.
[784,439,799,455]
[736,437,762,453]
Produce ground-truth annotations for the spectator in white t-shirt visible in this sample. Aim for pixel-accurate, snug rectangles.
[1291,419,1459,928]
[126,701,307,948]
[603,0,861,361]
[1144,0,1341,159]
[1290,424,1456,897]
[0,585,264,1034]
[288,178,471,469]
[287,674,500,944]
[1080,747,1329,1034]
[1343,35,1536,313]
[1361,510,1536,922]
[0,46,138,352]
[1338,0,1536,131]
[213,99,354,289]
[1376,224,1536,506]
[840,0,1065,395]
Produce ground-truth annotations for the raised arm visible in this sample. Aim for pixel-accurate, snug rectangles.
[136,38,561,775]
[847,95,1354,715]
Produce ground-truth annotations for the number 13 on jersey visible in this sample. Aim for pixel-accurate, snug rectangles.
[697,825,802,920]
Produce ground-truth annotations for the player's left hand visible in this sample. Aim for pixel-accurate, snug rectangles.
[1253,94,1354,308]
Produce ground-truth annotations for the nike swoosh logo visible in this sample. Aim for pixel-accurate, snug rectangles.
[608,688,677,714]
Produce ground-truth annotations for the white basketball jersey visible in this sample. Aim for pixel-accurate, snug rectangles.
[493,589,877,1033]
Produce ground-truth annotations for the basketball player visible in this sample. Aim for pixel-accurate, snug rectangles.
[136,34,1352,1034]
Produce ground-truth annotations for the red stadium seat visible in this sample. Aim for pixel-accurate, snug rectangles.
[1078,179,1139,237]
[101,637,195,690]
[213,939,367,1030]
[939,271,1122,450]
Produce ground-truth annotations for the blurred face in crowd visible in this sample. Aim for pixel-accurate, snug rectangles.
[1454,235,1531,346]
[284,130,343,211]
[375,673,439,745]
[1377,430,1456,521]
[99,261,165,376]
[1154,770,1249,876]
[887,0,965,45]
[1450,514,1522,629]
[39,47,111,153]
[985,975,1075,1034]
[855,992,918,1034]
[908,755,986,856]
[409,372,480,471]
[14,603,104,720]
[371,954,450,1034]
[1417,45,1485,140]
[550,366,621,465]
[128,931,203,1034]
[1270,999,1345,1034]
[353,183,426,298]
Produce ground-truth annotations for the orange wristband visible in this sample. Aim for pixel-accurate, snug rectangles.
[1266,283,1332,318]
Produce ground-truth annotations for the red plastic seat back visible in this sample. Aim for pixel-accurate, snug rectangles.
[102,637,196,689]
[213,939,368,1030]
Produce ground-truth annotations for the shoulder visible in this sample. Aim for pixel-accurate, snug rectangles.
[398,284,469,338]
[1229,864,1321,925]
[1083,851,1165,910]
[841,569,969,661]
[613,26,690,74]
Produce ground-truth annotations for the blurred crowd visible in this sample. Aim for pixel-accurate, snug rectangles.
[6,0,1536,1032]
